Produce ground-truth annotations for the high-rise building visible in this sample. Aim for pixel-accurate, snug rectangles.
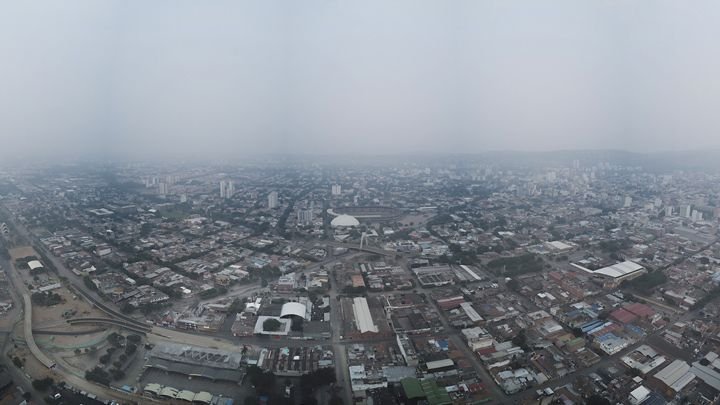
[665,206,673,217]
[145,176,160,188]
[692,210,703,221]
[682,205,692,218]
[331,184,342,196]
[220,180,235,199]
[268,191,279,209]
[158,182,169,196]
[226,181,234,199]
[297,209,313,226]
[624,196,633,208]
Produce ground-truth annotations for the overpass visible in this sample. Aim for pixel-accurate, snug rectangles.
[324,241,395,256]
[67,318,151,335]
[22,294,56,369]
[33,327,105,336]
[69,284,152,330]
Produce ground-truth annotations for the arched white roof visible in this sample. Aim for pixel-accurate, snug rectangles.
[28,260,44,270]
[143,383,162,395]
[160,387,178,398]
[280,302,306,318]
[176,390,196,402]
[331,214,359,228]
[194,392,213,404]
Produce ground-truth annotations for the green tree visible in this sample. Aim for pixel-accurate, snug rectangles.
[512,329,529,350]
[120,302,136,314]
[246,366,276,395]
[586,395,611,405]
[263,318,281,332]
[85,367,111,386]
[83,275,97,291]
[127,334,142,344]
[125,343,137,355]
[32,377,54,391]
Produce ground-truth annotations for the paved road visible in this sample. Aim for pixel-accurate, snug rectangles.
[323,240,395,257]
[327,249,353,405]
[419,285,508,403]
[2,242,150,403]
[21,294,55,368]
[1,247,55,369]
[0,331,42,401]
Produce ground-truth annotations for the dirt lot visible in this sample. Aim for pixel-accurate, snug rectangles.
[36,329,111,353]
[6,344,53,383]
[8,246,38,261]
[398,212,434,227]
[60,338,111,371]
[30,286,104,326]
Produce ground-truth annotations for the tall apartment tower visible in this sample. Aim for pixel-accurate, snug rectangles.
[268,191,279,209]
[226,181,234,198]
[682,205,692,218]
[297,209,313,226]
[331,184,342,196]
[220,180,235,199]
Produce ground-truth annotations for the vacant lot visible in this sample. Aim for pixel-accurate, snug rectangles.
[8,246,38,261]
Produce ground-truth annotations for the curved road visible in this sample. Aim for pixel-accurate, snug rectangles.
[21,294,55,368]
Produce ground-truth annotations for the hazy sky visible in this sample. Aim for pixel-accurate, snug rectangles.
[2,1,720,160]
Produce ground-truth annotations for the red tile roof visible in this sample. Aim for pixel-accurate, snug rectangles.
[624,302,655,318]
[610,308,638,324]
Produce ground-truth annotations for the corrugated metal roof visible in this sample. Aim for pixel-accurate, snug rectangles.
[352,297,378,333]
[691,362,720,391]
[654,359,692,387]
[572,260,644,278]
[426,358,455,370]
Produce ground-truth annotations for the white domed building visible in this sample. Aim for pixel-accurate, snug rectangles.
[330,214,360,228]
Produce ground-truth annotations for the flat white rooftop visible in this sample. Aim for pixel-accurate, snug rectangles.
[572,260,645,279]
[352,297,378,333]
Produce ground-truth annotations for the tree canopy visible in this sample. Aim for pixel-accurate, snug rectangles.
[263,318,282,332]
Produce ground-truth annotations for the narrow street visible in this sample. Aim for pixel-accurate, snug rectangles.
[328,251,353,405]
[420,284,509,403]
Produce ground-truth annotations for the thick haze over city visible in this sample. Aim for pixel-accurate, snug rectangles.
[3,1,720,160]
[7,3,720,405]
